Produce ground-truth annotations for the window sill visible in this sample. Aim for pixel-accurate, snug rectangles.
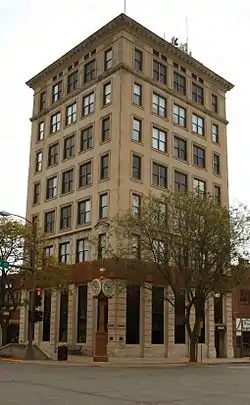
[80,111,95,121]
[172,121,188,131]
[44,196,57,203]
[191,131,206,139]
[151,183,168,191]
[47,163,59,169]
[64,120,77,129]
[151,112,168,121]
[98,177,110,184]
[151,147,169,156]
[130,177,143,184]
[192,164,207,172]
[77,183,92,191]
[131,139,144,146]
[100,138,111,145]
[60,190,74,197]
[132,102,144,110]
[78,146,94,155]
[172,156,189,165]
[62,155,75,162]
[100,102,112,110]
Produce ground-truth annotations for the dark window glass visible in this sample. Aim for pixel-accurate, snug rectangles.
[173,104,186,127]
[104,48,113,70]
[33,183,40,205]
[152,163,167,188]
[44,210,55,233]
[126,285,140,344]
[101,117,110,142]
[60,205,72,229]
[103,82,112,105]
[77,285,88,343]
[132,118,142,142]
[100,154,109,180]
[214,185,221,205]
[79,161,92,187]
[192,83,204,105]
[132,154,141,180]
[174,171,188,192]
[99,193,108,219]
[82,92,94,116]
[173,137,187,161]
[63,135,74,159]
[46,176,57,199]
[152,286,164,344]
[67,71,78,93]
[84,59,96,83]
[62,169,74,194]
[42,291,51,342]
[77,199,91,225]
[97,233,106,259]
[193,145,205,169]
[173,72,186,94]
[175,292,185,344]
[76,239,89,263]
[213,153,220,175]
[153,60,166,84]
[152,93,166,117]
[133,83,142,105]
[80,126,93,151]
[48,143,59,167]
[58,242,70,263]
[134,49,143,71]
[212,94,218,113]
[40,91,46,111]
[59,290,68,342]
[52,81,62,103]
[192,114,204,136]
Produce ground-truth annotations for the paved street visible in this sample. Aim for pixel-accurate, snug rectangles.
[1,362,250,404]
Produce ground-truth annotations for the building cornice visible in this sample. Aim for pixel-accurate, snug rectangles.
[26,14,234,93]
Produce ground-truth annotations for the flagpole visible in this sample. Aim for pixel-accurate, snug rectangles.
[124,0,127,14]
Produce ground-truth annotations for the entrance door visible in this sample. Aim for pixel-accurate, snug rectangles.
[215,328,225,358]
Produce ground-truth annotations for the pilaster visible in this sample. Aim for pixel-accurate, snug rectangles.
[67,284,76,344]
[19,290,28,343]
[50,289,59,353]
[224,293,234,358]
[206,296,216,358]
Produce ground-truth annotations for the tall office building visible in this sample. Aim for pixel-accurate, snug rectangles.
[21,14,234,359]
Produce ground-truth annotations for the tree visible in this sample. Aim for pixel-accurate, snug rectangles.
[106,191,250,362]
[0,217,70,346]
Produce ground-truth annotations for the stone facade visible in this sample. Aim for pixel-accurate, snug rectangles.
[18,284,234,359]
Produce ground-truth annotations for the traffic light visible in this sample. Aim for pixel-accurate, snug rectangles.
[28,310,43,323]
[35,288,42,307]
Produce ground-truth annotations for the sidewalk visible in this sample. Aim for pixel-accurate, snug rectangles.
[2,355,250,367]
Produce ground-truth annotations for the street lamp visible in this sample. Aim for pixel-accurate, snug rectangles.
[0,210,37,360]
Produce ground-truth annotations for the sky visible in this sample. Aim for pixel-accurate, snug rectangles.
[0,0,249,217]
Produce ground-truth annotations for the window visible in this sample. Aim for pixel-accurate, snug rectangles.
[99,193,108,219]
[133,83,142,105]
[82,92,94,116]
[152,127,167,152]
[63,135,74,159]
[46,176,57,199]
[152,286,164,344]
[193,145,206,169]
[44,210,55,233]
[80,126,93,151]
[173,136,187,161]
[37,122,44,141]
[42,291,51,342]
[212,94,218,113]
[132,118,142,142]
[60,205,72,229]
[131,235,141,258]
[59,290,68,342]
[35,151,42,172]
[153,60,166,84]
[79,161,92,187]
[152,93,166,117]
[103,82,111,105]
[134,48,143,71]
[100,154,109,180]
[214,185,221,204]
[174,171,188,192]
[40,91,46,111]
[192,114,204,136]
[152,162,167,188]
[77,199,91,225]
[213,153,220,175]
[77,285,88,343]
[173,104,186,127]
[84,59,96,83]
[50,112,61,133]
[48,143,59,167]
[104,48,112,70]
[76,239,89,263]
[52,81,62,103]
[212,123,219,143]
[66,103,77,125]
[59,242,70,263]
[192,83,204,105]
[132,154,141,180]
[126,285,140,344]
[98,233,106,259]
[101,117,110,142]
[33,183,40,205]
[44,246,53,257]
[62,169,74,194]
[193,178,206,195]
[132,193,141,217]
[173,72,186,94]
[67,71,78,93]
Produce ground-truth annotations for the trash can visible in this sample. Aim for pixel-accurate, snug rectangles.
[57,345,68,361]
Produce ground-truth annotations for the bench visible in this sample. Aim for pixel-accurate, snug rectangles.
[67,345,83,356]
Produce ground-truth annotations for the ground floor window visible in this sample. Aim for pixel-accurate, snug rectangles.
[175,292,185,344]
[42,290,51,342]
[126,285,140,344]
[59,290,68,342]
[77,285,88,343]
[152,286,164,344]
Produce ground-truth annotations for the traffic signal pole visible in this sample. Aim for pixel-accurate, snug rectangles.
[24,222,37,361]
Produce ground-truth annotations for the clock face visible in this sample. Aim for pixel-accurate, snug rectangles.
[102,279,115,298]
[90,279,102,297]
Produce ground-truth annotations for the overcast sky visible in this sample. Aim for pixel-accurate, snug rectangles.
[0,0,249,217]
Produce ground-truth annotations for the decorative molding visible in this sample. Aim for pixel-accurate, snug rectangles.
[26,14,234,93]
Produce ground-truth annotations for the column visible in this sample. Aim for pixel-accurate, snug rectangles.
[144,283,152,356]
[67,284,76,345]
[224,293,234,358]
[50,288,59,354]
[206,296,216,358]
[19,290,28,344]
[167,287,175,356]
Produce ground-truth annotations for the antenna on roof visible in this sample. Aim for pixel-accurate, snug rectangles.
[124,0,127,13]
[185,16,189,53]
[163,33,166,40]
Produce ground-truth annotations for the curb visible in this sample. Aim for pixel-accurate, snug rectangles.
[0,357,23,363]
